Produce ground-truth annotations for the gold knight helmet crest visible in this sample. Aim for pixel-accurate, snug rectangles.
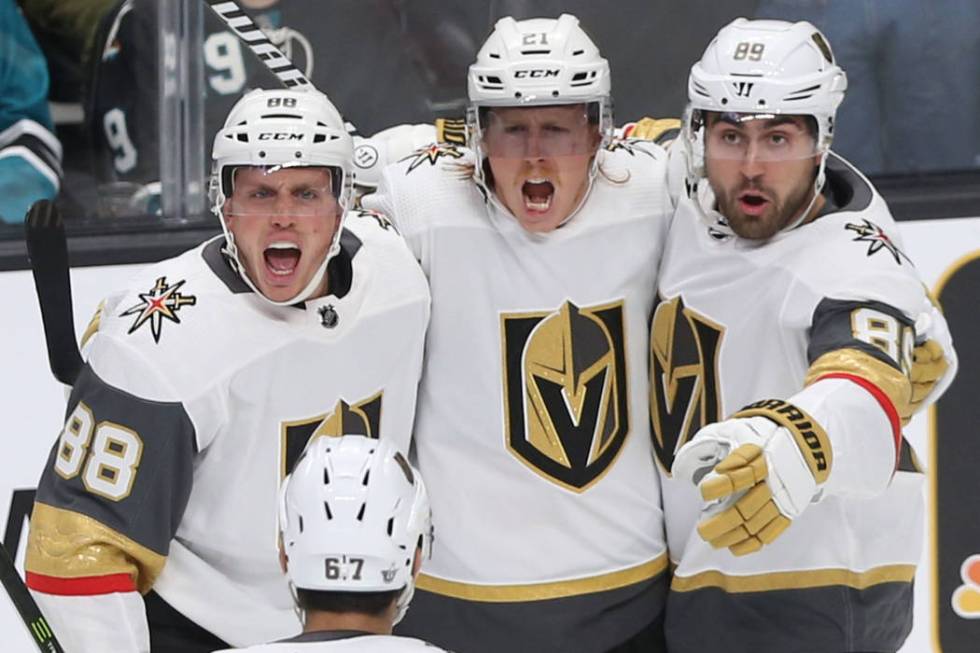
[501,300,629,492]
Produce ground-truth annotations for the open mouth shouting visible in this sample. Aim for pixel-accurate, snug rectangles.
[737,190,771,217]
[522,178,555,215]
[263,241,302,284]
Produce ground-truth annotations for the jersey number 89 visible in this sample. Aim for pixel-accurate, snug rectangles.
[53,401,144,501]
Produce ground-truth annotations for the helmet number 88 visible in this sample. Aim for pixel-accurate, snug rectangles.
[734,42,765,61]
[53,401,144,501]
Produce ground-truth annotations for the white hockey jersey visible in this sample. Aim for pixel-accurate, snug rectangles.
[25,211,430,652]
[653,153,952,653]
[214,630,450,652]
[364,140,672,652]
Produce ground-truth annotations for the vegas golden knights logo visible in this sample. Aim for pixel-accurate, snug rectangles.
[649,294,724,474]
[279,392,383,478]
[501,300,629,492]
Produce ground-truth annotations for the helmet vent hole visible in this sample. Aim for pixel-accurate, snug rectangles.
[235,133,248,142]
[758,99,766,106]
[356,503,366,521]
[298,515,304,533]
[323,468,330,484]
[362,469,371,486]
[313,134,327,143]
[324,502,332,519]
[488,52,500,59]
[515,91,522,98]
[720,98,728,105]
[521,49,550,55]
[485,75,502,85]
[572,49,585,56]
[387,517,394,536]
[552,90,559,97]
[571,72,588,82]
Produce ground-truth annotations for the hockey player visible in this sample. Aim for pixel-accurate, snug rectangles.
[653,19,957,653]
[214,435,446,652]
[24,88,430,652]
[362,14,672,653]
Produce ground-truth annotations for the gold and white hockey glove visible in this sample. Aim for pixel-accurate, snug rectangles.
[672,400,832,556]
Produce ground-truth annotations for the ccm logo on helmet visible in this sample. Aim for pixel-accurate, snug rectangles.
[258,132,304,141]
[514,69,560,79]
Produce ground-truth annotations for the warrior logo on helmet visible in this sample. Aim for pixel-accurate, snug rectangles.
[279,392,383,478]
[648,294,725,474]
[501,300,629,492]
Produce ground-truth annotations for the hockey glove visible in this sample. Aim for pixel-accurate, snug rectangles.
[672,400,832,556]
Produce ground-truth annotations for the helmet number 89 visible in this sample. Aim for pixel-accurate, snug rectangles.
[53,401,144,501]
[734,42,765,61]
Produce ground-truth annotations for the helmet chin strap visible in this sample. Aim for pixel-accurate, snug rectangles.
[780,150,828,233]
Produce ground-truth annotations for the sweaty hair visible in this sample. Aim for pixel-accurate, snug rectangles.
[295,588,401,617]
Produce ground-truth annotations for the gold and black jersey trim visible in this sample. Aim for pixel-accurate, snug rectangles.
[416,553,668,603]
[806,347,913,423]
[26,502,166,594]
[671,564,916,594]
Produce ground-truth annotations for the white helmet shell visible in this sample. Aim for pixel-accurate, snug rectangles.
[467,13,610,108]
[279,435,432,624]
[688,18,846,151]
[209,88,354,305]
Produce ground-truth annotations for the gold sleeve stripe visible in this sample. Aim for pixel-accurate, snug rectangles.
[80,300,106,350]
[416,554,668,603]
[806,348,912,423]
[25,502,166,595]
[733,399,832,484]
[671,564,916,593]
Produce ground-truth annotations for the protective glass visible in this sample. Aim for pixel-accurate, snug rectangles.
[223,165,341,217]
[479,104,601,159]
[702,112,821,163]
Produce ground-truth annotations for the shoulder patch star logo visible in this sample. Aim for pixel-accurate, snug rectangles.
[402,143,464,173]
[120,276,197,343]
[845,219,911,265]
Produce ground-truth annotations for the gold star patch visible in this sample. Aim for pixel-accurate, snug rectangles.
[845,219,911,265]
[121,276,197,343]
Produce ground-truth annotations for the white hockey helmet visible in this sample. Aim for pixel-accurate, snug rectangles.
[209,88,354,305]
[279,435,432,625]
[683,18,847,232]
[466,14,613,181]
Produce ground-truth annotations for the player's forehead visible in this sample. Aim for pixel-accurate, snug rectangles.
[707,111,812,133]
[486,103,590,125]
[233,165,333,188]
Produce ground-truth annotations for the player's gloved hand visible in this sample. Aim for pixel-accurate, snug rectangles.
[352,123,439,190]
[909,339,948,412]
[672,403,832,556]
[618,117,681,145]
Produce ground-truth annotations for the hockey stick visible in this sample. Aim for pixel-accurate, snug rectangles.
[24,200,82,387]
[205,1,313,90]
[0,542,64,653]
